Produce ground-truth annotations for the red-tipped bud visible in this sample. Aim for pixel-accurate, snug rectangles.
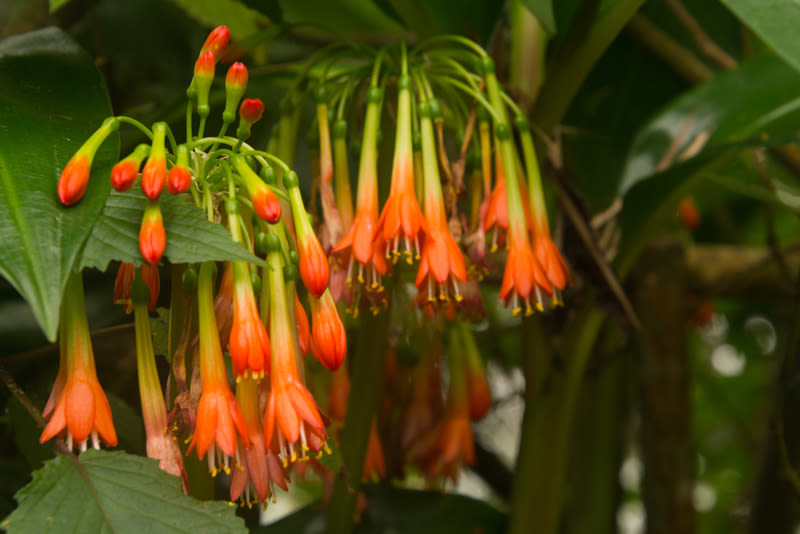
[309,291,346,371]
[677,197,700,231]
[231,154,281,223]
[225,62,248,90]
[199,25,230,61]
[223,62,249,124]
[57,117,119,205]
[111,144,150,192]
[194,50,215,79]
[58,154,90,206]
[251,186,281,223]
[141,123,168,201]
[167,145,192,194]
[298,233,330,298]
[140,201,166,265]
[194,51,215,119]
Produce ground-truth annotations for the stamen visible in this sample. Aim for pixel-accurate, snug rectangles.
[208,443,216,474]
[66,431,73,452]
[79,439,88,453]
[91,430,100,450]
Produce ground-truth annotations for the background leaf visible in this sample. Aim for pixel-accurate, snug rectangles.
[521,0,556,34]
[719,0,800,72]
[1,449,246,533]
[0,27,118,342]
[77,188,267,271]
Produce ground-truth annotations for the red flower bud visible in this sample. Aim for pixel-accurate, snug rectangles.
[140,202,166,265]
[167,166,191,195]
[250,186,281,223]
[309,291,346,371]
[142,156,166,200]
[298,232,330,298]
[58,154,90,206]
[199,25,230,61]
[110,161,137,192]
[225,62,248,91]
[239,98,264,124]
[295,294,310,355]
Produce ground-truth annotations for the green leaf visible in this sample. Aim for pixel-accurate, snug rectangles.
[619,55,800,195]
[720,0,800,72]
[77,188,267,271]
[1,449,246,533]
[48,0,70,12]
[0,27,119,342]
[387,0,502,41]
[522,0,556,34]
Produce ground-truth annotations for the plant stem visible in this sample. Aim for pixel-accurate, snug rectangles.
[326,309,390,534]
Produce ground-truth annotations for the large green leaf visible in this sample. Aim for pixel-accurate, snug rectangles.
[78,188,267,271]
[0,27,119,342]
[619,54,800,195]
[720,0,800,72]
[1,449,246,533]
[616,55,800,276]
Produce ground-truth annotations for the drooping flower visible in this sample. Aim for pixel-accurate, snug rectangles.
[114,262,160,313]
[230,377,288,506]
[517,117,571,302]
[139,200,166,265]
[457,321,490,421]
[214,261,235,347]
[308,289,346,372]
[131,279,188,491]
[401,336,444,449]
[262,232,328,465]
[40,273,117,451]
[57,117,119,206]
[362,420,386,482]
[415,99,468,308]
[229,261,271,380]
[376,78,426,263]
[110,143,150,193]
[187,262,249,474]
[332,84,388,312]
[295,293,310,356]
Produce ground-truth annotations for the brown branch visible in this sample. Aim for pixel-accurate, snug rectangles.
[663,0,737,70]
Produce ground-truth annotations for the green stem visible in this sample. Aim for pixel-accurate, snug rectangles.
[508,306,605,534]
[326,309,391,534]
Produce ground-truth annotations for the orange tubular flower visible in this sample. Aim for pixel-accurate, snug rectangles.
[229,261,271,380]
[223,62,248,125]
[141,122,168,201]
[114,262,160,313]
[131,279,188,491]
[111,143,150,193]
[458,321,490,421]
[308,290,346,372]
[214,261,235,346]
[57,117,119,206]
[409,328,475,483]
[262,232,328,465]
[376,78,426,263]
[285,171,330,298]
[314,87,344,253]
[231,155,281,223]
[295,293,310,355]
[332,84,388,312]
[40,273,117,451]
[230,378,288,506]
[362,420,386,482]
[188,262,249,474]
[415,99,468,307]
[139,200,166,265]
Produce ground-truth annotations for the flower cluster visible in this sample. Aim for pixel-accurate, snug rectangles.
[44,28,572,508]
[47,26,345,508]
